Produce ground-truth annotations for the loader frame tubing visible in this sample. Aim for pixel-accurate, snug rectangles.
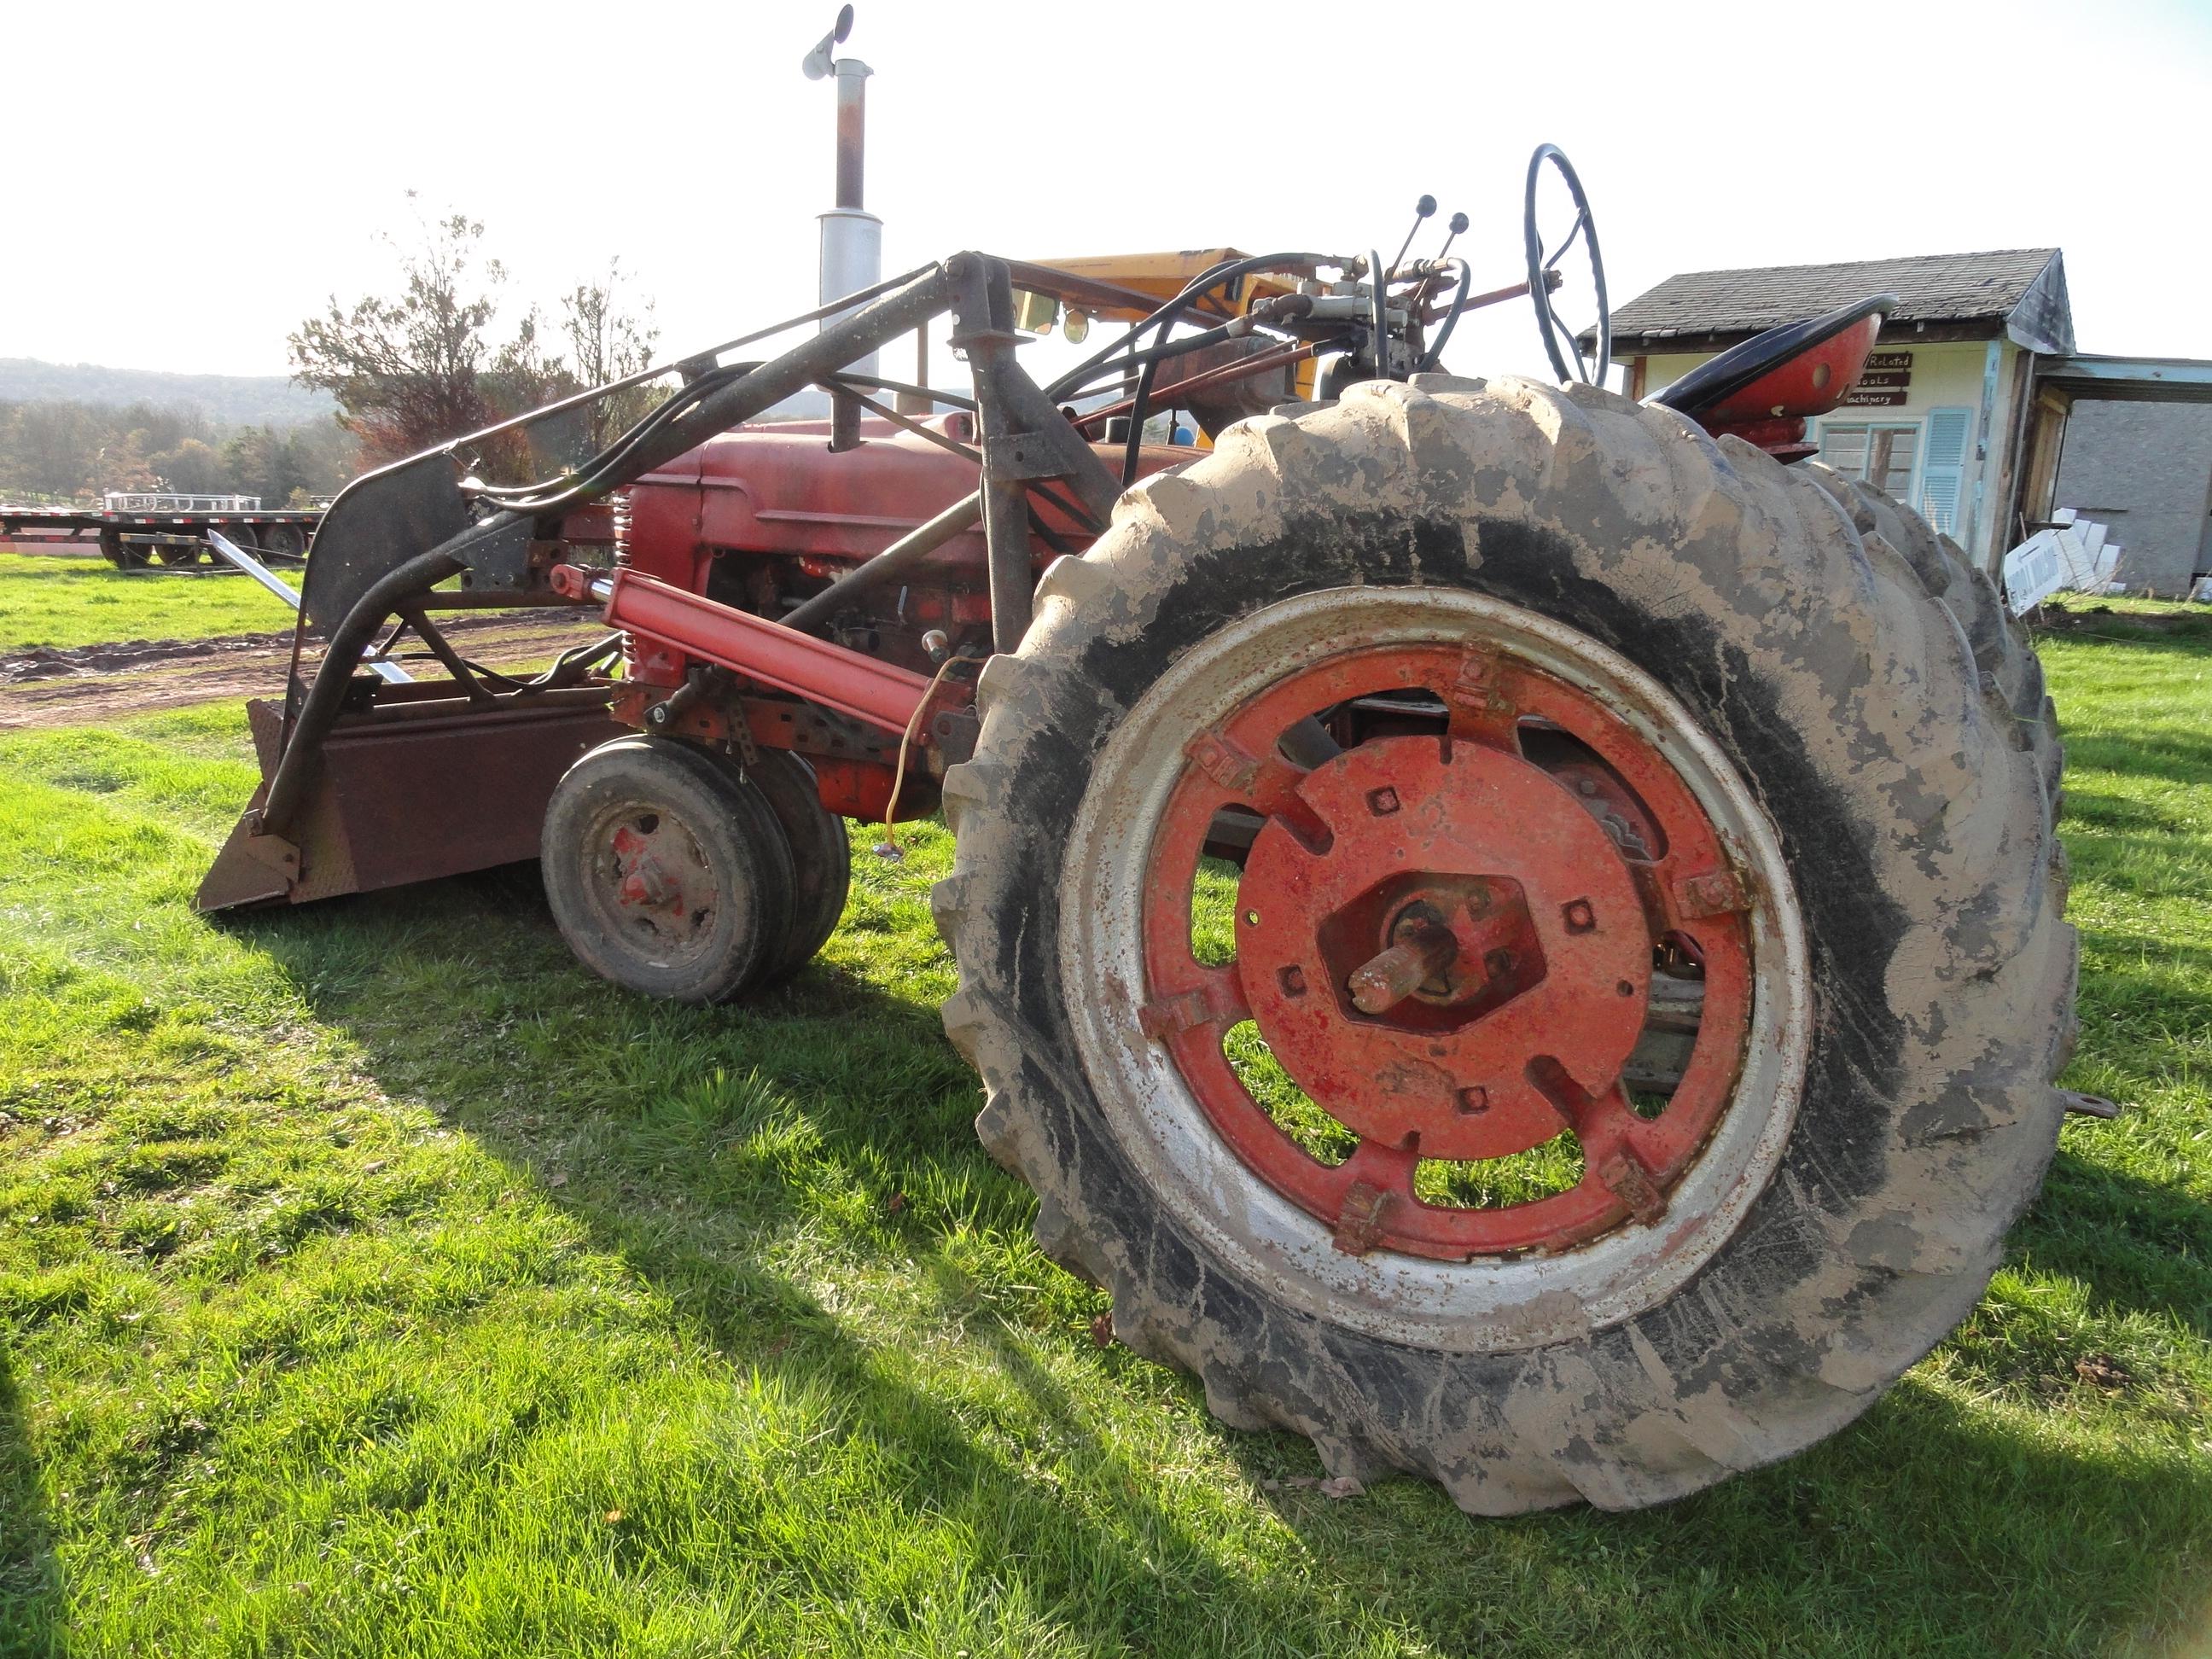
[253,253,1134,849]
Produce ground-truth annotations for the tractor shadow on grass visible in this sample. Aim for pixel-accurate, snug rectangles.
[2024,1144,2212,1341]
[237,866,2212,1655]
[0,1355,65,1656]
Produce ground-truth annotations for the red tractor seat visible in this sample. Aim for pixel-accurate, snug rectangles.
[1647,294,1897,461]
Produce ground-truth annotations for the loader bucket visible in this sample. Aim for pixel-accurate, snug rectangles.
[197,688,623,912]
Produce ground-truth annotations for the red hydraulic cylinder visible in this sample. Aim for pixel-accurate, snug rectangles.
[556,564,931,734]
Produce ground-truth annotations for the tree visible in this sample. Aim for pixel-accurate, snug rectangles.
[90,430,159,496]
[288,201,509,468]
[561,259,663,449]
[8,401,100,498]
[288,199,659,480]
[153,436,227,494]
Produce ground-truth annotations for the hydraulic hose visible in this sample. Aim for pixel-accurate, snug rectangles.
[1046,250,1341,402]
[1417,258,1475,373]
[1121,320,1170,487]
[257,550,465,839]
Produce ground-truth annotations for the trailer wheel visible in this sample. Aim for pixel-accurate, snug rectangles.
[260,523,307,561]
[934,375,2074,1512]
[732,748,852,982]
[542,736,795,1004]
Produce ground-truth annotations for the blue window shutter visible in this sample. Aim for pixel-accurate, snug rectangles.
[1920,407,1972,534]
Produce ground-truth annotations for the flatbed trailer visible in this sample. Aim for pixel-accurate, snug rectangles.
[0,497,322,568]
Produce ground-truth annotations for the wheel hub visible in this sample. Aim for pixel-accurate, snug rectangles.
[597,808,718,952]
[1239,736,1650,1163]
[1130,634,1762,1262]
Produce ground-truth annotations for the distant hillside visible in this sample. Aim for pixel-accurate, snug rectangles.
[0,359,336,428]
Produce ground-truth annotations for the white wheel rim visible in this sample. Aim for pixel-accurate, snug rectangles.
[1057,586,1812,1351]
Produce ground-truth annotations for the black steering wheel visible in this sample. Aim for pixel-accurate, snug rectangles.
[1522,144,1610,386]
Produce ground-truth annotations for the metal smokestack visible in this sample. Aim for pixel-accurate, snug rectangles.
[804,6,880,447]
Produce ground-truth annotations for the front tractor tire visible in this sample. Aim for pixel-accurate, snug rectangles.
[934,375,2075,1512]
[542,736,795,1004]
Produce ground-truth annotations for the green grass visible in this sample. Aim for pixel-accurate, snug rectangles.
[0,637,2208,1655]
[0,553,300,653]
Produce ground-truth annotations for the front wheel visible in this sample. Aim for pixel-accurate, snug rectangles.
[542,736,794,1004]
[934,375,2075,1512]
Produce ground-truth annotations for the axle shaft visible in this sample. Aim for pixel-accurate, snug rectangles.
[1348,925,1459,1015]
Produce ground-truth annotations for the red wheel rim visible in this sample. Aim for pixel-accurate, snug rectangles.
[1138,642,1755,1260]
[587,800,723,958]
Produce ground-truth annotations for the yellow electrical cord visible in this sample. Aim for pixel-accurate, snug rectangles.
[877,653,965,859]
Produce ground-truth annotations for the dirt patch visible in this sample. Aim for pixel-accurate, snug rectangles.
[3,631,300,682]
[0,613,604,730]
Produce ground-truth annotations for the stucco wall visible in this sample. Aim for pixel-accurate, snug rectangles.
[2052,400,2212,593]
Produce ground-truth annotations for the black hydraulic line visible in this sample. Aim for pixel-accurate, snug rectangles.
[445,265,950,513]
[1026,504,1072,558]
[469,361,763,511]
[428,265,959,546]
[257,550,464,838]
[1121,321,1168,488]
[451,263,937,461]
[1046,251,1340,402]
[1072,316,1262,385]
[1417,258,1475,373]
[351,270,935,514]
[1029,476,1103,535]
[542,632,625,684]
[397,606,494,701]
[1367,248,1387,376]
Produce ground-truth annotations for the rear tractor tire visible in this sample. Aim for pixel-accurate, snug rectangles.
[1802,465,2064,812]
[934,375,2075,1512]
[542,736,795,1004]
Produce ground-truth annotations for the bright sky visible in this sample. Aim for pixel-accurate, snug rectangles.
[9,0,2211,391]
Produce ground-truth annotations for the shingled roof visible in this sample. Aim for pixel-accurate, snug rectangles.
[1604,248,2073,355]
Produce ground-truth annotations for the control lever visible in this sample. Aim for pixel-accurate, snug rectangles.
[1435,210,1470,263]
[1389,195,1437,278]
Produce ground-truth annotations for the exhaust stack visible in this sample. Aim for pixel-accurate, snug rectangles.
[805,6,881,445]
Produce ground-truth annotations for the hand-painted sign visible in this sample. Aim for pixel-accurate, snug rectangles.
[1845,349,1910,406]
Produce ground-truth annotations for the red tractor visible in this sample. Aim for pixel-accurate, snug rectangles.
[199,144,2074,1513]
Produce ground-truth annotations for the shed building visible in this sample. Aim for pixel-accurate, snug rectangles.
[1604,249,2071,576]
[1604,252,2212,594]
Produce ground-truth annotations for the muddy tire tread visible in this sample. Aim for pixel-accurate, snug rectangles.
[937,376,2075,1512]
